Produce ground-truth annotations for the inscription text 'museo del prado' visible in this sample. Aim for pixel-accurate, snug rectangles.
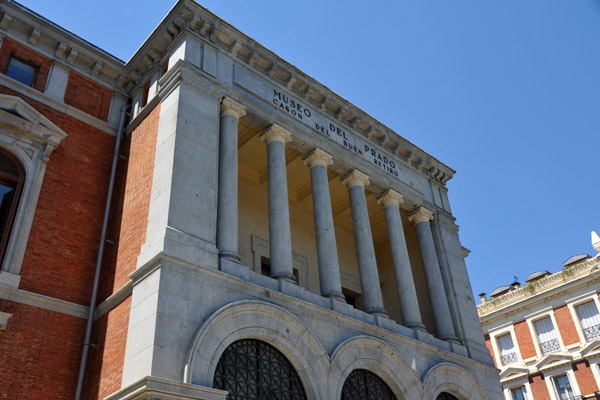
[271,88,400,177]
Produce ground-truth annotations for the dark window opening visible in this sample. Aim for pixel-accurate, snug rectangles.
[437,393,459,400]
[213,339,307,400]
[0,150,24,265]
[342,287,363,310]
[6,57,37,86]
[341,369,397,400]
[260,255,299,284]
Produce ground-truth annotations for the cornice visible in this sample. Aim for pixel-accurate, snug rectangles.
[123,0,455,186]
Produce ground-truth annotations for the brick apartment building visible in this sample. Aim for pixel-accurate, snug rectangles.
[0,0,503,399]
[479,240,600,400]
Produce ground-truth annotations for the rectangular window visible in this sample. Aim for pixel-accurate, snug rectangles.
[533,317,560,355]
[553,374,575,400]
[510,386,528,400]
[575,301,600,341]
[497,333,518,365]
[6,57,37,86]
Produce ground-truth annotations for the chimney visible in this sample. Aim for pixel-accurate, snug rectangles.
[478,293,487,304]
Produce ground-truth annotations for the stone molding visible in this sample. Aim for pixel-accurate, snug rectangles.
[105,376,227,400]
[0,311,12,330]
[376,189,404,208]
[408,206,435,225]
[219,96,246,120]
[421,362,491,400]
[302,148,333,169]
[341,169,370,189]
[259,123,292,144]
[0,284,88,318]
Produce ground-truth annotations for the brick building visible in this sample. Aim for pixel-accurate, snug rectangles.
[0,1,502,399]
[478,239,600,400]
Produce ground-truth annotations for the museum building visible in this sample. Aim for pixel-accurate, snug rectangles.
[0,0,502,399]
[479,236,600,400]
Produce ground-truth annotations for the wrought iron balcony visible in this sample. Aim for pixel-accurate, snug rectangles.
[501,350,518,365]
[583,324,600,341]
[539,338,560,355]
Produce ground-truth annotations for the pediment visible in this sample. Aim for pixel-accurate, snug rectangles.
[499,366,529,383]
[537,352,572,372]
[581,339,600,358]
[0,95,67,147]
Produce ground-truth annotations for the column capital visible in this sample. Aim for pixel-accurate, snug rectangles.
[259,123,292,144]
[376,189,404,208]
[341,169,370,189]
[408,207,434,225]
[220,97,246,120]
[303,148,333,169]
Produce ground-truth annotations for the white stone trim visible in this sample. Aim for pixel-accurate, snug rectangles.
[489,324,523,369]
[565,291,600,344]
[0,284,88,318]
[544,368,582,400]
[0,311,12,330]
[105,376,228,400]
[503,381,532,400]
[251,235,308,289]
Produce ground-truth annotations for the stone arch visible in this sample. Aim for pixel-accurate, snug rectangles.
[422,362,489,400]
[184,299,329,400]
[329,336,424,399]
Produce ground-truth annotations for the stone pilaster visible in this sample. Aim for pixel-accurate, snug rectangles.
[303,148,344,301]
[259,124,295,282]
[216,97,246,262]
[408,207,459,343]
[377,189,425,330]
[341,170,386,316]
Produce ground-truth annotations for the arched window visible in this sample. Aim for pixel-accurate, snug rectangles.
[341,369,397,400]
[213,339,307,400]
[437,393,460,400]
[0,149,24,264]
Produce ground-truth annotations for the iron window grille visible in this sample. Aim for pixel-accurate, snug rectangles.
[341,369,397,400]
[583,324,600,341]
[501,350,518,366]
[540,338,560,355]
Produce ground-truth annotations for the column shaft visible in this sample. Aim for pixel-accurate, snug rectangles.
[342,170,386,316]
[378,190,424,330]
[304,149,344,300]
[410,207,458,342]
[216,97,245,261]
[261,125,294,282]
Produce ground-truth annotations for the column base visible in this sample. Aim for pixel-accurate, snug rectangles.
[324,292,346,302]
[366,307,388,317]
[272,272,296,283]
[218,251,241,262]
[407,323,427,332]
[441,336,461,345]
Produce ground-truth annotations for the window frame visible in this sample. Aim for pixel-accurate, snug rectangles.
[0,95,66,287]
[566,292,600,344]
[5,56,38,87]
[0,150,25,266]
[508,384,529,400]
[526,310,564,357]
[251,235,308,289]
[542,368,582,400]
[490,325,523,368]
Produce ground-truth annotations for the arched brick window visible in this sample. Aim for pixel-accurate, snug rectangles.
[213,339,306,400]
[341,369,397,400]
[0,149,24,264]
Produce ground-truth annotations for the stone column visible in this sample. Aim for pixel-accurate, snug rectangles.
[216,97,246,262]
[303,149,344,301]
[408,207,459,342]
[377,190,425,330]
[341,170,386,316]
[259,124,295,282]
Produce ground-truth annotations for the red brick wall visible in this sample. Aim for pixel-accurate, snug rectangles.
[572,360,599,396]
[484,334,498,368]
[82,297,131,400]
[528,373,550,399]
[514,320,537,359]
[554,305,580,346]
[64,71,112,121]
[0,38,51,92]
[0,299,85,399]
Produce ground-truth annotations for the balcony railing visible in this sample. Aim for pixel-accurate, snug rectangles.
[539,338,560,355]
[583,324,600,341]
[501,351,518,365]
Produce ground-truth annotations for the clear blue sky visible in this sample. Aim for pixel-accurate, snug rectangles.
[17,0,600,301]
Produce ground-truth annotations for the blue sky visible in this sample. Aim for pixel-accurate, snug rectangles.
[17,0,600,301]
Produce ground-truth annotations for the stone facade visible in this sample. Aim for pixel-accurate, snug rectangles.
[0,1,502,399]
[479,252,600,399]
